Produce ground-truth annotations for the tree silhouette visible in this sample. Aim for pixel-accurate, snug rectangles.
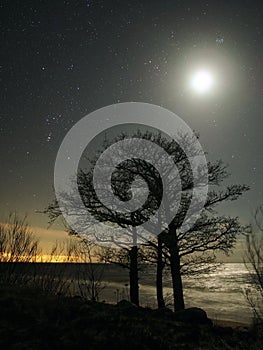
[45,129,249,310]
[0,213,40,284]
[245,205,263,322]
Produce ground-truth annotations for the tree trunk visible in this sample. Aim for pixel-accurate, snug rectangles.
[169,233,185,311]
[156,236,165,308]
[129,245,139,305]
[129,227,139,306]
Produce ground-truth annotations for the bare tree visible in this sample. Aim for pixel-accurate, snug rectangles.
[93,131,248,311]
[0,213,40,284]
[73,238,106,301]
[30,236,105,300]
[45,130,248,311]
[245,205,263,322]
[30,239,76,296]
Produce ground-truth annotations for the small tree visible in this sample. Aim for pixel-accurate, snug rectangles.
[31,239,76,296]
[0,213,40,284]
[74,238,106,302]
[245,205,263,322]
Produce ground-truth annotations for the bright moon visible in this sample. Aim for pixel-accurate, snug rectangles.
[191,70,214,94]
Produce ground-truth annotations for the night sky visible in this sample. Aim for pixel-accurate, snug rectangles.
[1,0,262,250]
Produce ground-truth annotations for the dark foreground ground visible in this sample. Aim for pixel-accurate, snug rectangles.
[0,284,262,350]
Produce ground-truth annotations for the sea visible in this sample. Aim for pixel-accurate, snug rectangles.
[80,262,254,324]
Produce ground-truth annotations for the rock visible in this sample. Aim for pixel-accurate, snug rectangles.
[116,299,137,309]
[115,299,145,318]
[174,307,212,325]
[152,307,174,319]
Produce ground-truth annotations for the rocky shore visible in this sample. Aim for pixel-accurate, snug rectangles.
[0,284,261,349]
